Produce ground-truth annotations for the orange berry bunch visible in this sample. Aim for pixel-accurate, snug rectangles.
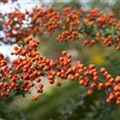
[0,53,20,98]
[1,6,120,50]
[0,35,119,104]
[1,1,120,105]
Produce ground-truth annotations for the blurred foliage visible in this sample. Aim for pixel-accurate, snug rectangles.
[1,0,120,120]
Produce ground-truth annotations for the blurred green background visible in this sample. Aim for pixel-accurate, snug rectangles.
[1,0,120,120]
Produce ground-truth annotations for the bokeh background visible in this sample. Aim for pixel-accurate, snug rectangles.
[1,0,120,120]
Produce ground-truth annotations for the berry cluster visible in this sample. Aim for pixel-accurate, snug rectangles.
[0,36,119,104]
[1,1,120,104]
[0,6,120,50]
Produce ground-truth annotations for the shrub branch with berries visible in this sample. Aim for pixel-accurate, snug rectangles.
[0,1,120,105]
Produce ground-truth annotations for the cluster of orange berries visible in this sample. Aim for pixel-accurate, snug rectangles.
[0,35,119,104]
[1,1,120,104]
[0,6,119,50]
[0,53,21,98]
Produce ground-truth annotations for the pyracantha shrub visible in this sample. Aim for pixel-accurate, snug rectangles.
[1,6,120,50]
[0,1,120,105]
[0,35,119,105]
